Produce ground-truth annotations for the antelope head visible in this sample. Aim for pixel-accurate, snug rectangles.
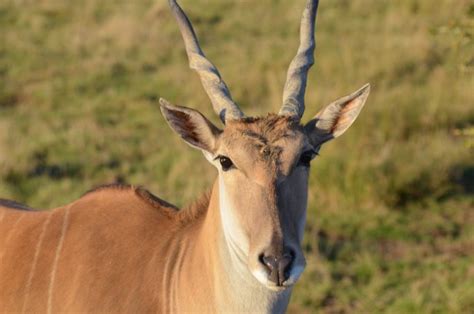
[160,0,369,290]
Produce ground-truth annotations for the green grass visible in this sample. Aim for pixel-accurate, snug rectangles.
[1,0,473,312]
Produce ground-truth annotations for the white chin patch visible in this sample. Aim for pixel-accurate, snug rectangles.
[251,263,306,289]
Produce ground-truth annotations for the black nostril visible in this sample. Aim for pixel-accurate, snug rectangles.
[262,255,278,271]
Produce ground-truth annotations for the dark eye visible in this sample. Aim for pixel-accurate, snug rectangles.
[218,156,234,171]
[299,151,314,167]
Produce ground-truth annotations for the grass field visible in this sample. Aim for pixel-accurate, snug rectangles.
[1,0,473,312]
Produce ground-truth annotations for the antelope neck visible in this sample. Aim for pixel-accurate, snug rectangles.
[168,180,291,313]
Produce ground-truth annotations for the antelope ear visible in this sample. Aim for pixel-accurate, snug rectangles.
[160,98,221,153]
[304,84,370,147]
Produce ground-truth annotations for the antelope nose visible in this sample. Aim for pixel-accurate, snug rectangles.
[260,251,294,286]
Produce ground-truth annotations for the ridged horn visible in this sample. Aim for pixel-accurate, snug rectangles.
[168,0,244,123]
[279,0,319,119]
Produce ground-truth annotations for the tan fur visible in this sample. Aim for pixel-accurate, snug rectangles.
[0,185,216,313]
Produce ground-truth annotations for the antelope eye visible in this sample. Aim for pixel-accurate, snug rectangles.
[299,151,314,167]
[218,156,234,171]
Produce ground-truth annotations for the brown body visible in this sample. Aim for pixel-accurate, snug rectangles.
[1,187,172,312]
[1,184,237,313]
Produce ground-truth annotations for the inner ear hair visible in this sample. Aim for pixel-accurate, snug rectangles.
[160,98,222,152]
[305,83,370,146]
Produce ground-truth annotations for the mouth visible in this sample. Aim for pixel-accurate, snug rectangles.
[265,281,295,292]
[251,264,305,291]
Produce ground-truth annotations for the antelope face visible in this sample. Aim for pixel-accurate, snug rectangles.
[161,0,370,291]
[161,84,369,290]
[213,116,311,289]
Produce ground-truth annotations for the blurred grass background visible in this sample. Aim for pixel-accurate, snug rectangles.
[0,0,473,312]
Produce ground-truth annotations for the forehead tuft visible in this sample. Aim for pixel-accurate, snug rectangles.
[226,114,303,142]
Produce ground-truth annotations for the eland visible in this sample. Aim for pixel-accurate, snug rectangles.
[0,0,370,312]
